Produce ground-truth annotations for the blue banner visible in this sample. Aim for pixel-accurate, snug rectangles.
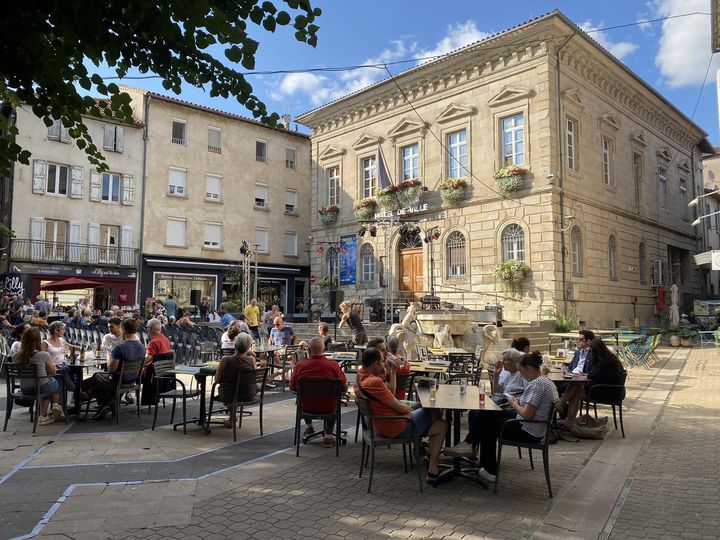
[339,235,357,285]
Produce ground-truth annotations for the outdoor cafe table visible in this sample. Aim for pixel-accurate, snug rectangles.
[65,358,107,416]
[545,371,590,384]
[326,351,361,371]
[547,331,626,354]
[408,361,448,375]
[416,383,502,488]
[166,364,214,433]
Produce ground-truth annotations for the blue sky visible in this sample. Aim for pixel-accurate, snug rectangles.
[111,0,720,144]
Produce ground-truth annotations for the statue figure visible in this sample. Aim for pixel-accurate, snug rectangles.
[389,302,421,362]
[433,324,454,349]
[482,324,500,354]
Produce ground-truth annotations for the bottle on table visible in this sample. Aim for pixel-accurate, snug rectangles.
[79,345,85,363]
[478,381,486,403]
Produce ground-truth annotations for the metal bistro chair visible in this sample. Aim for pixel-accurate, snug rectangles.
[151,358,201,433]
[583,369,627,438]
[355,394,423,493]
[113,358,143,424]
[207,367,269,441]
[4,363,67,433]
[354,370,413,443]
[495,403,557,498]
[294,378,345,457]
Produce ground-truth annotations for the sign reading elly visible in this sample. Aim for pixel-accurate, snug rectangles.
[339,235,356,285]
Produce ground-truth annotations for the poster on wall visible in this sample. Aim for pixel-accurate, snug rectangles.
[339,235,357,285]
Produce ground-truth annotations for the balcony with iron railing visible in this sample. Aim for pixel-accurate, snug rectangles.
[10,239,140,268]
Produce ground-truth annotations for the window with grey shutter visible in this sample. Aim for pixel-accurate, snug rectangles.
[89,171,102,202]
[70,166,84,198]
[103,125,124,152]
[32,160,47,194]
[47,120,61,140]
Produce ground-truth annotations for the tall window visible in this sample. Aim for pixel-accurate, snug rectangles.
[502,113,524,165]
[168,167,187,197]
[447,129,467,178]
[255,227,269,253]
[680,178,688,220]
[327,166,340,206]
[171,120,186,145]
[361,244,375,283]
[326,247,339,278]
[658,167,667,208]
[101,173,121,203]
[639,242,646,284]
[103,125,124,152]
[285,147,296,169]
[566,118,577,170]
[602,136,613,185]
[44,219,67,260]
[208,127,222,153]
[362,157,376,198]
[166,218,187,247]
[254,184,268,208]
[203,223,222,248]
[633,152,643,210]
[571,226,583,277]
[46,163,69,196]
[284,232,298,256]
[285,190,298,214]
[402,144,419,180]
[501,224,525,262]
[446,231,467,279]
[99,224,119,263]
[256,140,267,162]
[205,174,222,202]
[608,235,618,280]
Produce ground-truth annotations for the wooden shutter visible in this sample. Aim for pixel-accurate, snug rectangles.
[30,218,45,260]
[60,124,71,143]
[122,174,134,205]
[103,125,115,150]
[115,126,124,152]
[67,221,81,262]
[87,223,100,263]
[70,166,84,198]
[47,120,60,140]
[89,171,101,202]
[32,160,47,194]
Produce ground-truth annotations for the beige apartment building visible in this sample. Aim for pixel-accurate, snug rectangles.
[2,106,143,308]
[121,87,311,314]
[297,11,713,327]
[697,152,720,296]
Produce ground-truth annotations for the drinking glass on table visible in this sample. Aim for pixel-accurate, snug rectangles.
[477,381,486,403]
[429,379,438,401]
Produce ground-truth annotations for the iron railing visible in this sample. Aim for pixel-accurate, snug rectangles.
[10,239,139,268]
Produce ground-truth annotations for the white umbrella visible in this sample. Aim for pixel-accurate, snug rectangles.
[670,284,680,328]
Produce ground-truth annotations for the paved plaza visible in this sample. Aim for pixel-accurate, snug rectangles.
[0,346,717,540]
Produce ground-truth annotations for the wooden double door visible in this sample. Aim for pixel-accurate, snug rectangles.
[399,248,424,301]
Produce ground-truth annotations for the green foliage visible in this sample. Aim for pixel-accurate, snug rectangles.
[318,274,337,290]
[0,1,322,174]
[0,224,15,239]
[494,259,530,292]
[676,327,698,339]
[545,308,579,332]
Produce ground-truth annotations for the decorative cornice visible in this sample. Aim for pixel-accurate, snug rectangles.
[677,159,691,173]
[488,84,534,107]
[387,117,428,141]
[630,130,647,147]
[599,112,621,131]
[656,147,672,162]
[318,145,346,161]
[562,87,585,109]
[435,102,478,123]
[351,132,383,150]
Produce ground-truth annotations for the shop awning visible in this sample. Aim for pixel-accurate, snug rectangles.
[694,250,720,269]
[40,277,106,291]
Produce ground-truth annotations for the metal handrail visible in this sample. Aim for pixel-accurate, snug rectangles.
[10,239,139,268]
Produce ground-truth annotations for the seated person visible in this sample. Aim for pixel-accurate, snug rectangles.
[492,348,526,396]
[355,347,447,481]
[318,322,332,350]
[445,351,556,483]
[267,317,295,381]
[215,333,257,428]
[557,338,625,429]
[32,311,48,328]
[177,311,195,328]
[141,318,173,406]
[13,328,65,425]
[235,313,251,335]
[511,336,530,354]
[556,330,595,419]
[290,337,348,447]
[80,318,145,420]
[0,307,13,327]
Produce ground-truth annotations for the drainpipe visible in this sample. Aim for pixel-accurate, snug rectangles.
[555,33,575,315]
[136,94,151,305]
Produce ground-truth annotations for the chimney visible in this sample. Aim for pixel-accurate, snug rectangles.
[281,114,291,129]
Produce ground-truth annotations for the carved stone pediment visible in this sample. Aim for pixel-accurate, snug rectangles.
[630,130,647,147]
[435,103,477,123]
[677,159,690,173]
[562,87,585,109]
[656,147,672,162]
[488,85,533,107]
[351,132,382,150]
[318,145,346,161]
[599,112,621,131]
[387,117,427,140]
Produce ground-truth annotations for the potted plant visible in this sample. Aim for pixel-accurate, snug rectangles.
[494,259,530,293]
[439,178,467,205]
[668,330,681,347]
[318,205,340,226]
[353,197,378,220]
[318,274,338,292]
[397,179,422,207]
[375,185,400,210]
[678,327,698,347]
[545,308,578,333]
[494,164,528,195]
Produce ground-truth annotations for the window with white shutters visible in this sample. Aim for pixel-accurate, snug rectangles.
[47,119,70,142]
[208,127,222,153]
[46,163,69,196]
[166,218,187,247]
[67,221,81,262]
[286,147,296,169]
[101,173,121,203]
[103,125,124,152]
[285,190,297,214]
[122,175,134,205]
[99,224,119,263]
[70,166,83,198]
[203,222,222,248]
[89,171,102,202]
[30,218,45,260]
[168,167,187,197]
[284,232,298,256]
[32,160,47,194]
[119,226,133,265]
[255,228,269,253]
[206,174,222,202]
[44,219,67,261]
[87,223,100,263]
[255,184,268,208]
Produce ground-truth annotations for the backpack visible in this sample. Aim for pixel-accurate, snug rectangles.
[568,414,609,439]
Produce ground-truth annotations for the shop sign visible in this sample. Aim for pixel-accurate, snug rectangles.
[155,273,212,282]
[375,202,430,219]
[10,262,136,279]
[2,273,27,297]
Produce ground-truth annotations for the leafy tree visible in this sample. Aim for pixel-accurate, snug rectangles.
[0,0,321,174]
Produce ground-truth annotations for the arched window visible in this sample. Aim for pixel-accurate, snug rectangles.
[326,247,338,279]
[571,226,583,277]
[446,231,467,279]
[361,244,375,283]
[501,224,525,262]
[608,236,618,280]
[638,242,646,284]
[399,230,422,249]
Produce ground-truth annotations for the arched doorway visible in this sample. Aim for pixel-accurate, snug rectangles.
[398,230,423,301]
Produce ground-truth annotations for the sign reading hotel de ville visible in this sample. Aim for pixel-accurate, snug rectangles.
[339,235,357,285]
[374,203,430,219]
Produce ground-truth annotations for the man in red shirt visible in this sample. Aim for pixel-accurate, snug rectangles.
[290,337,347,448]
[355,347,446,481]
[141,318,173,406]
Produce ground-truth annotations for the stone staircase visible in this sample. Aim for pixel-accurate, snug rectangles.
[495,320,556,354]
[287,321,391,343]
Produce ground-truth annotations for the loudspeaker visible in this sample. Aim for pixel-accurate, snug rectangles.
[329,290,344,312]
[190,289,202,306]
[290,313,309,323]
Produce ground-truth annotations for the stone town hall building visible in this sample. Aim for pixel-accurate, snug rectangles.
[296,10,713,327]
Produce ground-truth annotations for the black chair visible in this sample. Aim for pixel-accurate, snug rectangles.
[236,367,269,436]
[494,403,557,498]
[355,394,423,493]
[151,358,201,433]
[583,370,627,438]
[208,367,268,441]
[4,364,67,433]
[113,358,143,424]
[294,378,345,457]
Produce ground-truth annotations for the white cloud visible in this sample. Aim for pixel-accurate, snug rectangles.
[415,20,489,63]
[652,0,718,88]
[270,72,330,106]
[579,20,639,61]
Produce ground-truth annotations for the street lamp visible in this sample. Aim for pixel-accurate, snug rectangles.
[688,189,720,207]
[691,210,720,227]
